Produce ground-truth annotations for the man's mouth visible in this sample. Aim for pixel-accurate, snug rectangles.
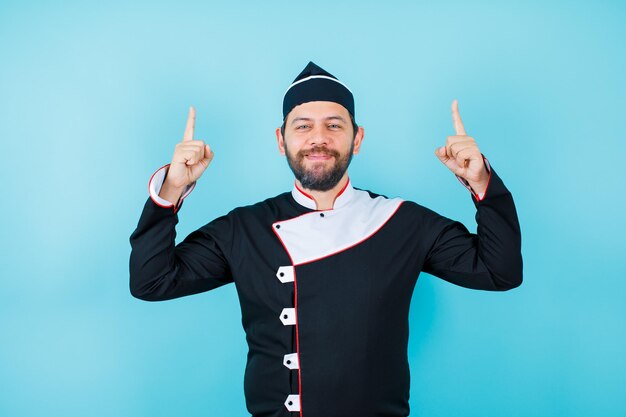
[300,147,339,161]
[305,153,333,160]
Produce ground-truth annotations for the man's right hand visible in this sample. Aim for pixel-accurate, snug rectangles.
[159,106,214,204]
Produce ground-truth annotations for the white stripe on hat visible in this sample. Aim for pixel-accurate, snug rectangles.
[283,75,353,97]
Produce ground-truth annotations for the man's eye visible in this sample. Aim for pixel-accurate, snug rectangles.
[296,125,309,130]
[329,124,341,129]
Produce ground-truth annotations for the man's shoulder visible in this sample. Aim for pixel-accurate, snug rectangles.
[353,187,427,212]
[227,191,299,219]
[352,186,393,200]
[199,191,294,232]
[352,186,450,231]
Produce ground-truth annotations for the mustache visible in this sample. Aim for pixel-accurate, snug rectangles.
[296,146,340,159]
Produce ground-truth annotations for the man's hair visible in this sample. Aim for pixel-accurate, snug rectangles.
[280,114,359,140]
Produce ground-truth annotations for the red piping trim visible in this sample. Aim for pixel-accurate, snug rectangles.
[271,226,303,417]
[475,155,492,202]
[148,164,176,212]
[468,155,492,202]
[294,181,315,201]
[294,177,351,210]
[293,268,302,416]
[331,177,350,207]
[148,163,191,214]
[476,168,492,202]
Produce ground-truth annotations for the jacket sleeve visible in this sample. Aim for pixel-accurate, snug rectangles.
[421,164,523,291]
[128,167,233,301]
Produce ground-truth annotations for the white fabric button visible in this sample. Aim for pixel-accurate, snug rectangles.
[279,308,296,326]
[284,394,300,412]
[276,266,295,283]
[283,352,299,370]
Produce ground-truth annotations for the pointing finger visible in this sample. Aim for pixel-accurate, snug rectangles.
[183,106,196,142]
[451,99,467,136]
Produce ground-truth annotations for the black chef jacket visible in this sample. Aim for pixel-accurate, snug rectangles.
[129,158,522,417]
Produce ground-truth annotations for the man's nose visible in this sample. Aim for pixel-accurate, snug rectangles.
[307,125,329,146]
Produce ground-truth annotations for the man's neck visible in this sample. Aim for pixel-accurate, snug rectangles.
[296,174,349,210]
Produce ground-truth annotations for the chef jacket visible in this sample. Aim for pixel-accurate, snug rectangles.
[129,157,523,417]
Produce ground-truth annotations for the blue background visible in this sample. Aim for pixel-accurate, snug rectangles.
[1,1,625,416]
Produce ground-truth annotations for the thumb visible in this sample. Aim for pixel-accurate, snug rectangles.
[190,145,214,180]
[201,144,214,165]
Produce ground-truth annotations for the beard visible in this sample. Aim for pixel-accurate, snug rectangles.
[284,141,354,191]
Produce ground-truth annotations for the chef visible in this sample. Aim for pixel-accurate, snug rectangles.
[129,61,523,417]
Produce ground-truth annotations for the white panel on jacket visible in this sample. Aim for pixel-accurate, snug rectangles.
[274,189,403,265]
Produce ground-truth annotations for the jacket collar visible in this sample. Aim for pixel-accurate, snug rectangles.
[291,178,354,210]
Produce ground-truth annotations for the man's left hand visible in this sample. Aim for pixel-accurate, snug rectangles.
[435,99,489,195]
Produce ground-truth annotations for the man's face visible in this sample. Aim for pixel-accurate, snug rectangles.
[276,101,364,191]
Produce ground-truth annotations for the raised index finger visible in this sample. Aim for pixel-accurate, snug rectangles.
[451,99,467,135]
[183,106,196,142]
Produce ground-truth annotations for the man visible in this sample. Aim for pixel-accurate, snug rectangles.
[129,62,523,417]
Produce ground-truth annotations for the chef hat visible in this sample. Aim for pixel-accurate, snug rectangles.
[282,61,354,120]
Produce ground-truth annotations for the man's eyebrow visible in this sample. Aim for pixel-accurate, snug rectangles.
[326,116,347,123]
[290,117,312,126]
[290,115,347,125]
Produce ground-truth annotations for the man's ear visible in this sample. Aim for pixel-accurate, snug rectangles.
[352,126,365,154]
[276,127,286,155]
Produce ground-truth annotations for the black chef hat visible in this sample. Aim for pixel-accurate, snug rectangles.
[282,61,354,120]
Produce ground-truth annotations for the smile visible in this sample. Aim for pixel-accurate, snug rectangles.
[305,153,334,161]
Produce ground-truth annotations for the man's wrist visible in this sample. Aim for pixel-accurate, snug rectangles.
[159,180,187,205]
[465,176,489,195]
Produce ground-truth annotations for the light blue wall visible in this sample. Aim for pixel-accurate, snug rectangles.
[1,1,624,416]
